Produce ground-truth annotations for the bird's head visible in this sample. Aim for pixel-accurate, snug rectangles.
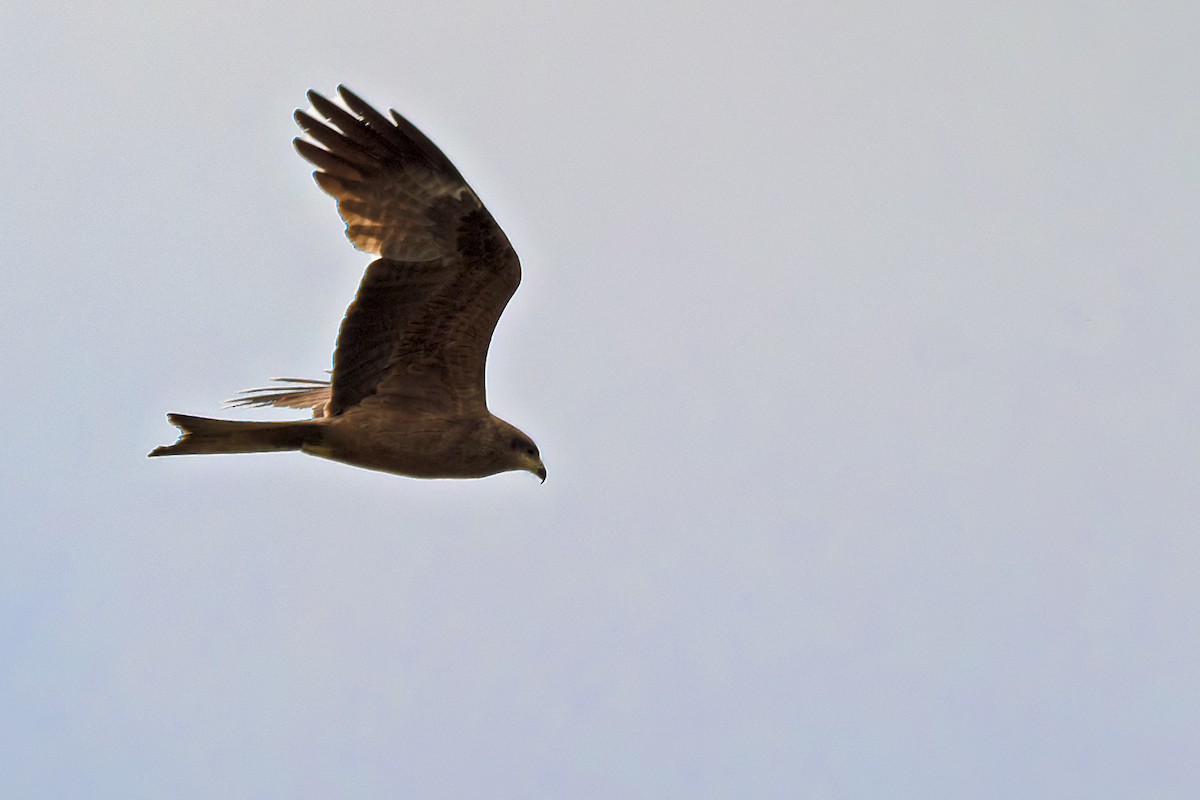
[491,419,545,482]
[508,431,546,483]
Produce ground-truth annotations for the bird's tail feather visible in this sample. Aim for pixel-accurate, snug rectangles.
[148,413,322,457]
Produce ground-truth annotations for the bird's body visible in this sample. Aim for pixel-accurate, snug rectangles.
[151,86,545,482]
[311,408,538,480]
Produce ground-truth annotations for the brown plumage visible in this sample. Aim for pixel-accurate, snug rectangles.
[150,86,545,482]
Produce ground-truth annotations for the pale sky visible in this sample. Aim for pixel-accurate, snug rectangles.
[4,1,1200,797]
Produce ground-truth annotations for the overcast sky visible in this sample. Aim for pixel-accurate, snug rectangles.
[4,1,1200,797]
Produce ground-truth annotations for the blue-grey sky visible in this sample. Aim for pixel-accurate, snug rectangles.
[4,1,1200,797]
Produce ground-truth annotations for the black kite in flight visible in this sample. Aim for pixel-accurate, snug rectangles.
[150,86,545,482]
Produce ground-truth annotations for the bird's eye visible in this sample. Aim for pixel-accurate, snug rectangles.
[510,437,538,458]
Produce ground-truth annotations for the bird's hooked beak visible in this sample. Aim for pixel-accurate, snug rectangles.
[525,456,545,483]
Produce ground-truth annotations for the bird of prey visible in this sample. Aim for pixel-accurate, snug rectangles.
[150,86,545,482]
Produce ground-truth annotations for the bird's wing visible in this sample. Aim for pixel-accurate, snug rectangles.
[295,86,520,416]
[225,377,333,417]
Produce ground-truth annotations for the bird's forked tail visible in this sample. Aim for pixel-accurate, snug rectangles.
[148,413,322,458]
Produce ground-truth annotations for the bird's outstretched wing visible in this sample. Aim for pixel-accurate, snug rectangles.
[295,86,521,416]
